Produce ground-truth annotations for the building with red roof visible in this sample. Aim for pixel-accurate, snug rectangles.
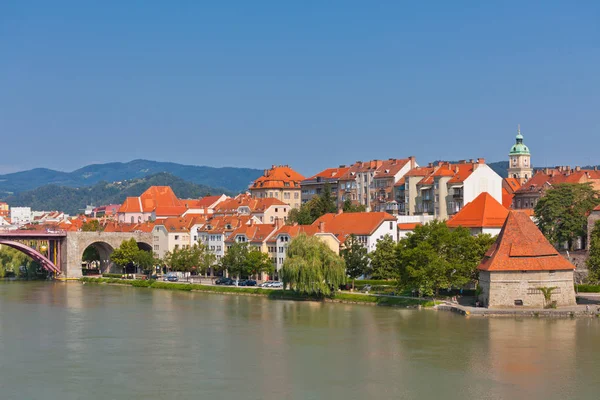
[333,157,417,212]
[152,215,207,259]
[513,166,600,211]
[181,194,229,216]
[477,211,576,308]
[311,211,397,252]
[197,215,258,262]
[249,165,305,209]
[117,186,188,223]
[447,192,509,236]
[212,194,291,223]
[300,166,351,206]
[403,159,502,221]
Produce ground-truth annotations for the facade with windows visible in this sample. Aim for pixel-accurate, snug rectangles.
[249,165,305,209]
[151,215,206,259]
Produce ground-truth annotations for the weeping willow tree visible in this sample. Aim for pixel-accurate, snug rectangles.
[280,234,346,296]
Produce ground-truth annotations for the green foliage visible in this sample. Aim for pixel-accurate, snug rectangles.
[576,284,600,293]
[280,234,346,296]
[245,249,274,278]
[0,246,46,279]
[287,184,339,225]
[396,221,494,296]
[342,199,366,213]
[102,273,124,278]
[341,234,369,286]
[220,242,249,278]
[587,220,600,283]
[82,246,100,262]
[81,220,102,232]
[369,235,398,280]
[535,183,600,250]
[110,238,141,267]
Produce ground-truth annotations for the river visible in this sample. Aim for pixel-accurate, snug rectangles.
[0,282,599,400]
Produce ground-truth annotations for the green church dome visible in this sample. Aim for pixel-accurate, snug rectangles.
[509,127,530,155]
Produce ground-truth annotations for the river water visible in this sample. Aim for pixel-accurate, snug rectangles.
[0,282,599,400]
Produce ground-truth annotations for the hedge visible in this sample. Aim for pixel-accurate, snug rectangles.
[102,273,124,279]
[576,284,600,293]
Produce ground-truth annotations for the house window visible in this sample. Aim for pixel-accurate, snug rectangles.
[294,193,299,199]
[279,247,284,253]
[174,235,179,240]
[389,221,393,230]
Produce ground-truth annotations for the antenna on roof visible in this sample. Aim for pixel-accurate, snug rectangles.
[517,124,520,134]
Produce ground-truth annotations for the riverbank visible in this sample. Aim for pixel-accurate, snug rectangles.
[79,277,436,308]
[438,302,600,318]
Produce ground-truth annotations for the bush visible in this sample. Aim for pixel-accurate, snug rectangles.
[576,284,600,293]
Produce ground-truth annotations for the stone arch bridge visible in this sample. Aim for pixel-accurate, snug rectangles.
[64,231,152,277]
[0,230,152,278]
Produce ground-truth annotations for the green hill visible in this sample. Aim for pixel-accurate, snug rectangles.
[3,173,233,215]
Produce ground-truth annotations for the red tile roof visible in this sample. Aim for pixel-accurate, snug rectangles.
[118,186,186,216]
[311,211,396,243]
[155,215,206,232]
[501,188,514,209]
[250,165,305,190]
[103,221,156,233]
[594,205,600,211]
[266,224,321,243]
[304,167,351,181]
[226,222,278,244]
[503,178,521,192]
[447,192,508,229]
[374,159,411,178]
[214,195,288,214]
[477,211,574,271]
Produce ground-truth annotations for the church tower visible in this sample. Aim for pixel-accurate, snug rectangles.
[508,125,533,185]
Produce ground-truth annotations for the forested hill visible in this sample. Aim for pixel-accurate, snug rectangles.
[2,173,233,215]
[0,159,262,195]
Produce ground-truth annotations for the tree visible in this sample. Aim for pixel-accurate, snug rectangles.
[110,238,141,269]
[82,246,100,263]
[587,220,600,282]
[164,245,202,272]
[396,221,494,296]
[342,199,366,213]
[280,234,346,296]
[221,242,250,279]
[535,183,600,250]
[288,185,340,225]
[135,250,157,273]
[197,243,217,276]
[369,235,398,280]
[245,250,274,278]
[82,220,102,232]
[341,234,369,289]
[287,201,316,225]
[315,184,337,216]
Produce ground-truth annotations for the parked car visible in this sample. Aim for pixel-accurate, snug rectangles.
[270,281,283,288]
[215,277,234,285]
[237,279,248,286]
[164,273,179,282]
[245,280,257,287]
[259,281,274,287]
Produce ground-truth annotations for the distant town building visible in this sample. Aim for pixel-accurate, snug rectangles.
[501,177,521,208]
[249,165,305,209]
[152,215,207,259]
[512,166,600,210]
[181,195,229,216]
[301,166,350,206]
[212,194,290,223]
[477,211,577,308]
[10,207,32,226]
[118,186,188,223]
[0,201,9,218]
[446,192,509,236]
[507,126,533,185]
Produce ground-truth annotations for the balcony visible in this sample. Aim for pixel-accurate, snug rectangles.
[447,201,463,215]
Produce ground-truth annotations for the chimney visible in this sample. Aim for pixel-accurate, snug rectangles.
[337,208,344,215]
[470,159,475,163]
[319,221,325,233]
[409,156,416,168]
[339,165,346,168]
[248,219,253,226]
[275,217,284,229]
[459,160,466,164]
[293,222,298,227]
[576,166,581,172]
[478,158,485,164]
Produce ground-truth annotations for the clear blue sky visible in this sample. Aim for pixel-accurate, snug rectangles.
[1,1,598,176]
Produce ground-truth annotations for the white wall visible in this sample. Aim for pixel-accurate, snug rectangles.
[463,165,503,205]
[10,207,32,226]
[366,220,398,252]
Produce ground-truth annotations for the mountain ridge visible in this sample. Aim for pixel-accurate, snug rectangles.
[0,159,262,195]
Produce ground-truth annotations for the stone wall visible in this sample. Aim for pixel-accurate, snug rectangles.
[61,231,152,278]
[479,270,576,308]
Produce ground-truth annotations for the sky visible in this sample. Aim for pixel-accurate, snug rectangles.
[1,1,599,176]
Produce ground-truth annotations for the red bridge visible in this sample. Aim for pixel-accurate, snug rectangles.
[0,230,67,275]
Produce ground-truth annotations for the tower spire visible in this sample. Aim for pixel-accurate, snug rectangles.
[517,124,520,134]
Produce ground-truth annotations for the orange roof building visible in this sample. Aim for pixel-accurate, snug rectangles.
[152,215,207,259]
[311,211,397,252]
[117,186,191,223]
[447,192,509,235]
[249,165,305,209]
[477,211,576,308]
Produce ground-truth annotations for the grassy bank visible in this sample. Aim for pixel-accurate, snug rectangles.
[80,277,434,307]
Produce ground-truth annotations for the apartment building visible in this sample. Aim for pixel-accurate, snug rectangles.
[336,157,417,211]
[198,215,258,263]
[152,215,207,259]
[300,166,350,205]
[212,194,291,223]
[249,165,305,209]
[403,159,502,220]
[118,186,188,223]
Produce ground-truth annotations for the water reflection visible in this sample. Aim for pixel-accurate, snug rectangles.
[0,283,599,400]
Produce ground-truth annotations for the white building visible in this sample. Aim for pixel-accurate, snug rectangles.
[152,216,206,260]
[10,207,32,226]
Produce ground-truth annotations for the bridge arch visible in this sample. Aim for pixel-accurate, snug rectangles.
[0,240,60,274]
[81,241,115,275]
